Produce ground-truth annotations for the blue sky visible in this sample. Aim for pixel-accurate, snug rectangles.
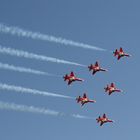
[0,0,139,140]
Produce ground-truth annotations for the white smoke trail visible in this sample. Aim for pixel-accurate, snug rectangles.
[0,45,86,67]
[0,83,73,99]
[0,62,54,76]
[0,23,106,51]
[0,101,94,119]
[0,101,60,116]
[72,114,95,120]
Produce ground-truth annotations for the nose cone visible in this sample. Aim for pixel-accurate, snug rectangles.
[79,78,84,82]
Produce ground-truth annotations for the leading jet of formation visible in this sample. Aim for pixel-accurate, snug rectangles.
[88,61,108,75]
[113,47,131,60]
[63,71,84,85]
[96,114,113,126]
[104,83,123,95]
[76,93,96,106]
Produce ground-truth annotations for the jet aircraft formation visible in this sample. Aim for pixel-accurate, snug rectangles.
[63,47,131,126]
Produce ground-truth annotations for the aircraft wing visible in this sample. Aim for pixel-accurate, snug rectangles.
[118,55,121,60]
[100,122,104,126]
[81,102,86,106]
[68,80,72,85]
[92,70,97,75]
[109,92,112,95]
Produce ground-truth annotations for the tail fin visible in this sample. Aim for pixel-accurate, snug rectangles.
[104,85,109,92]
[76,96,81,103]
[63,74,68,81]
[96,116,100,123]
[88,64,92,71]
[113,49,118,56]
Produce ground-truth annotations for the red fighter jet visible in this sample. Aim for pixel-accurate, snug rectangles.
[113,47,131,60]
[88,61,108,75]
[96,114,113,126]
[104,83,123,95]
[63,71,84,85]
[76,93,96,106]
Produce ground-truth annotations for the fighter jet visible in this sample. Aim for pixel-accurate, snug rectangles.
[63,71,84,85]
[76,93,96,106]
[88,61,108,75]
[113,47,131,60]
[104,83,123,95]
[96,114,113,126]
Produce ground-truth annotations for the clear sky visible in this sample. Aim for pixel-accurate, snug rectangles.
[0,0,139,140]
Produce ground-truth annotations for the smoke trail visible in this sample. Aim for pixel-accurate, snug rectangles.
[0,101,60,116]
[72,114,95,119]
[0,23,106,51]
[0,62,54,76]
[0,101,94,119]
[0,83,73,99]
[0,45,85,67]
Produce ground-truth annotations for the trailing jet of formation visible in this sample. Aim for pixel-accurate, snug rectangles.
[96,114,113,126]
[113,47,131,60]
[63,47,130,126]
[88,61,108,75]
[76,93,96,107]
[104,83,123,95]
